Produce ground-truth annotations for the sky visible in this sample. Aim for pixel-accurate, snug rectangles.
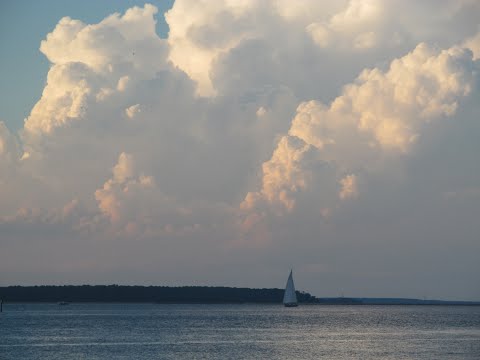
[0,0,479,300]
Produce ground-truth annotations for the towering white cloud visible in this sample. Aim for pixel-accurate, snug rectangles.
[93,152,231,237]
[166,0,480,99]
[24,4,168,136]
[307,0,397,50]
[165,0,385,96]
[241,136,316,214]
[39,4,165,74]
[292,43,475,153]
[95,152,167,233]
[243,42,478,215]
[5,2,480,231]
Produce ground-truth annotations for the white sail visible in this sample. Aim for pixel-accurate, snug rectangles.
[283,270,298,306]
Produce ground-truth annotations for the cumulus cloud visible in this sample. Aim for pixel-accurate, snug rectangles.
[241,136,316,214]
[24,4,168,136]
[307,0,398,50]
[5,2,480,233]
[15,4,205,218]
[39,4,165,73]
[95,152,165,231]
[292,43,475,152]
[5,2,480,235]
[165,0,380,96]
[242,41,478,216]
[166,0,265,96]
[306,0,479,51]
[93,152,232,238]
[165,0,480,101]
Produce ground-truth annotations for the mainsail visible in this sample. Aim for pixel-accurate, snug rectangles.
[283,270,298,307]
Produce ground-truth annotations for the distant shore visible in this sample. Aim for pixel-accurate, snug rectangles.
[1,285,479,305]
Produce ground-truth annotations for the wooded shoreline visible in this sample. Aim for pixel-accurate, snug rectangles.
[1,286,478,305]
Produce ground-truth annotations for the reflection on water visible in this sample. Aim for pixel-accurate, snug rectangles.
[0,304,479,359]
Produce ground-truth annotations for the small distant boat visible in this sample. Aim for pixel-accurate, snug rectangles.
[58,301,69,306]
[283,270,298,307]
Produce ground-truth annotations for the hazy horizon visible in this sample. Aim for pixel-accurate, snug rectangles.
[1,1,479,301]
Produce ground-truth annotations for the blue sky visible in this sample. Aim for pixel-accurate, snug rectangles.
[0,0,173,131]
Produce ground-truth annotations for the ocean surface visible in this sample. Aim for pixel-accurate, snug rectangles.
[1,303,479,359]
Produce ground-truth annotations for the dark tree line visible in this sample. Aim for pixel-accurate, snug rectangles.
[0,285,319,303]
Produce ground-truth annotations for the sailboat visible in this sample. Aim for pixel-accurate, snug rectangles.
[283,270,298,307]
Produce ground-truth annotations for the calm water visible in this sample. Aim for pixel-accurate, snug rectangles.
[0,304,479,359]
